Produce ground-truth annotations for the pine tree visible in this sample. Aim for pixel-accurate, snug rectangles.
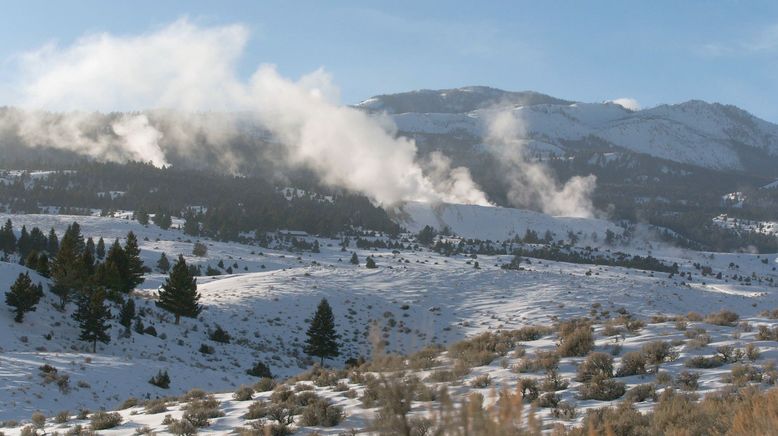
[36,253,50,278]
[17,226,31,257]
[156,255,201,324]
[99,240,127,293]
[303,298,340,366]
[157,253,170,273]
[5,272,41,322]
[47,228,59,255]
[50,222,87,308]
[350,252,359,265]
[136,209,150,226]
[312,240,320,253]
[124,232,145,290]
[72,288,111,353]
[96,237,105,259]
[365,256,377,269]
[0,219,15,254]
[85,237,96,259]
[119,298,135,328]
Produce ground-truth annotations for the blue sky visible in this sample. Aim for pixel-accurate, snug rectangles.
[2,0,777,121]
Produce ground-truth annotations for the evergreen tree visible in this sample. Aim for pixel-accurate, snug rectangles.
[47,228,59,255]
[37,253,50,278]
[50,222,86,308]
[100,240,128,293]
[136,209,150,226]
[124,232,145,290]
[29,227,47,253]
[157,253,170,273]
[303,298,340,366]
[96,237,105,259]
[119,298,135,328]
[17,225,31,257]
[156,255,201,324]
[0,219,15,254]
[365,256,377,269]
[72,288,111,353]
[24,250,39,269]
[85,237,96,259]
[350,252,359,265]
[5,272,41,322]
[312,240,320,253]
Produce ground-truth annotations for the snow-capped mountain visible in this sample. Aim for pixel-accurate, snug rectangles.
[356,87,778,173]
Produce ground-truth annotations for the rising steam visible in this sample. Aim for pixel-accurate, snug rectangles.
[0,19,489,207]
[485,109,597,218]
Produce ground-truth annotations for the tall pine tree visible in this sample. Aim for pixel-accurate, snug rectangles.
[72,288,111,353]
[124,232,145,290]
[47,228,59,255]
[95,237,105,260]
[5,272,42,322]
[156,255,201,324]
[157,253,170,273]
[0,219,15,254]
[304,298,340,366]
[50,222,86,308]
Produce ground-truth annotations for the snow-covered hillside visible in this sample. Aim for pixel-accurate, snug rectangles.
[1,211,778,429]
[358,87,778,172]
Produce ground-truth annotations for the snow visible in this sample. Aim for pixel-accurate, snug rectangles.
[1,210,778,432]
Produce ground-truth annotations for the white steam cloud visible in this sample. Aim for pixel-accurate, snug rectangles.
[485,109,597,218]
[1,19,489,207]
[607,97,641,111]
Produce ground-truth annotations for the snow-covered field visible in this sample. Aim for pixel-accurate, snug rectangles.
[1,211,778,433]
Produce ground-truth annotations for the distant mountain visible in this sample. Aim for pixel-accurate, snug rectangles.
[356,87,778,174]
[356,86,573,114]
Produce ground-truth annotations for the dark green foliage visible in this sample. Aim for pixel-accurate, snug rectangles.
[95,237,105,259]
[199,343,215,354]
[17,225,31,257]
[5,272,42,322]
[304,298,340,365]
[152,211,172,230]
[246,361,272,378]
[50,222,87,307]
[136,209,149,226]
[0,219,16,254]
[48,228,59,255]
[365,256,377,269]
[72,288,111,353]
[123,232,145,290]
[157,253,170,273]
[417,225,436,245]
[119,298,135,328]
[85,237,96,260]
[156,255,201,324]
[149,370,170,389]
[350,252,359,265]
[208,325,231,343]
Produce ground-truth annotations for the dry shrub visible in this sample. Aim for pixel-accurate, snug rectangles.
[686,311,704,322]
[641,341,676,367]
[685,355,726,369]
[299,398,344,427]
[244,400,268,420]
[675,371,700,391]
[144,398,168,414]
[724,364,763,386]
[756,325,778,341]
[558,324,594,357]
[253,377,277,392]
[181,395,223,428]
[517,378,539,402]
[167,418,197,436]
[705,310,739,326]
[408,345,443,370]
[578,376,626,401]
[616,351,647,377]
[565,401,650,436]
[576,352,614,382]
[625,383,656,403]
[89,412,122,430]
[233,385,254,401]
[471,374,491,388]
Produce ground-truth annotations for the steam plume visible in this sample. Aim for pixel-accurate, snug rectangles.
[1,19,489,207]
[485,109,597,218]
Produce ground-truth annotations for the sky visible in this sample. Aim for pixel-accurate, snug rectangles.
[1,0,777,121]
